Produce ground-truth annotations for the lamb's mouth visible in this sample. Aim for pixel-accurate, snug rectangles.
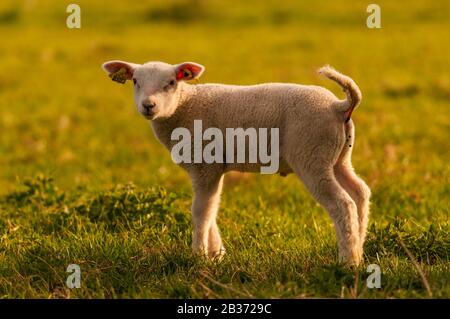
[141,111,155,120]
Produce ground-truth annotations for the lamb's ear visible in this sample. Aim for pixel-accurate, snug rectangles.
[175,62,205,81]
[102,60,140,84]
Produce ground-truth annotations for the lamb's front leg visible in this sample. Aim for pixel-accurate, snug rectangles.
[208,219,225,260]
[190,172,224,259]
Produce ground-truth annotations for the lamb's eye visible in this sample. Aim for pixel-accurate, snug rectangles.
[133,78,137,85]
[164,80,175,91]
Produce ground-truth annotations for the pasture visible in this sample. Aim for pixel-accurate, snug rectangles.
[0,0,448,298]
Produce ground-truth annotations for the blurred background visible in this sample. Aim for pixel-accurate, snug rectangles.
[0,0,448,214]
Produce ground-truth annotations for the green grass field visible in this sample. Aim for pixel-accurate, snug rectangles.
[0,0,449,298]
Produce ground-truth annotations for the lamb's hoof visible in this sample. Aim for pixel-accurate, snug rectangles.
[339,250,363,267]
[192,245,208,258]
[208,247,226,262]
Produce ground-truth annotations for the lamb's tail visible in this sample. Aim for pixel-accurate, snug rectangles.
[318,65,362,122]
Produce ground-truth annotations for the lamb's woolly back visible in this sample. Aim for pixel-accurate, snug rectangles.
[318,65,361,121]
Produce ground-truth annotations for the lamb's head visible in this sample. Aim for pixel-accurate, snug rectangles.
[102,60,204,120]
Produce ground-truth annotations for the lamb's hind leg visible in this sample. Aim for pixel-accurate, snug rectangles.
[334,120,371,253]
[297,168,362,265]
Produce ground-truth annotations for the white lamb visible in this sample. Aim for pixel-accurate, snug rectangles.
[102,60,371,265]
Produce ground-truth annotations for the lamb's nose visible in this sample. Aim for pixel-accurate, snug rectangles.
[142,101,156,112]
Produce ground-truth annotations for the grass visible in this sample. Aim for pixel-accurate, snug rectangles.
[0,0,449,298]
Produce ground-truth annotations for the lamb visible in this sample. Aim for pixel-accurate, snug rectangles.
[102,60,371,266]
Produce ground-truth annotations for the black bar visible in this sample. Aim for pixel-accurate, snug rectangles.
[1,299,447,317]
